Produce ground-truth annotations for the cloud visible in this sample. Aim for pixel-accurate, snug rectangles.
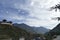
[0,0,60,29]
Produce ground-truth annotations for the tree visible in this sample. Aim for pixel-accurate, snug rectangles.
[2,19,7,22]
[9,21,12,24]
[50,3,60,12]
[52,17,60,21]
[50,3,60,21]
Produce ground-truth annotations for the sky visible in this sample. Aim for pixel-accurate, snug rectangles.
[0,0,60,29]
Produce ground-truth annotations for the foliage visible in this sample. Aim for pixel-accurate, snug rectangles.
[0,24,28,40]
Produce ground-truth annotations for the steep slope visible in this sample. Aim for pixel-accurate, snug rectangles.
[45,23,60,40]
[49,23,60,35]
[0,24,28,40]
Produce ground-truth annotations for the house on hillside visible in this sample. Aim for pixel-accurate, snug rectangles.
[19,37,25,40]
[53,35,60,40]
[0,19,12,25]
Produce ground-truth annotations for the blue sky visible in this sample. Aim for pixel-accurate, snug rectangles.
[0,0,60,29]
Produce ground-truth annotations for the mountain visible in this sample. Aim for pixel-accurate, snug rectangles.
[0,24,29,40]
[0,23,48,40]
[13,23,50,34]
[45,23,60,40]
[13,23,35,33]
[48,23,60,36]
[32,27,50,34]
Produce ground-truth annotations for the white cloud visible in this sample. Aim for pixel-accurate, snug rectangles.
[0,0,60,29]
[23,0,60,29]
[11,0,60,29]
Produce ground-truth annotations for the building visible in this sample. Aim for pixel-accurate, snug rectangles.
[53,35,60,40]
[0,19,12,25]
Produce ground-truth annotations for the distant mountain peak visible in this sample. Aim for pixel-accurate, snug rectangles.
[20,23,25,25]
[13,23,50,34]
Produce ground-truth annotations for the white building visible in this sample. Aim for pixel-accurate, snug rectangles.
[53,35,60,40]
[19,37,25,40]
[0,20,12,25]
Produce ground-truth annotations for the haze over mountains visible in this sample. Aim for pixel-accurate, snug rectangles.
[13,23,50,34]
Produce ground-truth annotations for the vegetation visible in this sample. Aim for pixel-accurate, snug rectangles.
[45,2,60,40]
[50,3,60,11]
[2,19,7,22]
[0,20,44,40]
[0,24,44,40]
[45,23,60,40]
[0,24,29,40]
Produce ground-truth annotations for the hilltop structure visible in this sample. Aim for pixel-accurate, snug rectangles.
[0,19,12,25]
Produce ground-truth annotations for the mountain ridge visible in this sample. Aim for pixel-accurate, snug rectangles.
[13,23,50,34]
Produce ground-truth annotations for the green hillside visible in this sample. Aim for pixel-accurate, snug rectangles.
[0,18,45,40]
[0,24,29,40]
[45,23,60,40]
[0,24,42,40]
